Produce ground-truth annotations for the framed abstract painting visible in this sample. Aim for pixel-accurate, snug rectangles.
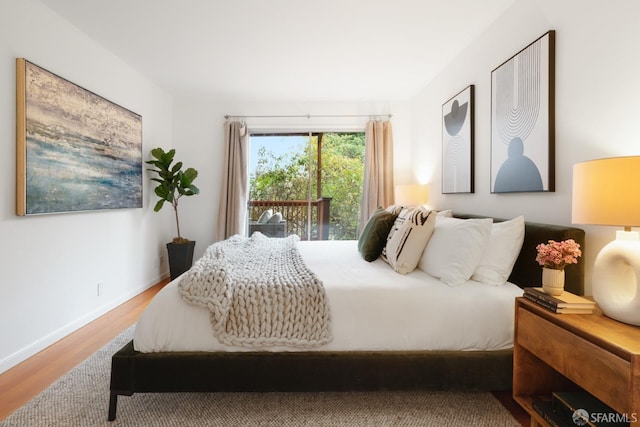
[490,30,555,193]
[442,85,474,194]
[16,58,143,215]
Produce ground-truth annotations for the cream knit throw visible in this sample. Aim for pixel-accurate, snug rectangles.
[179,233,332,348]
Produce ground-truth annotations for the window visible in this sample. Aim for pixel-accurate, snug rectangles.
[248,132,365,240]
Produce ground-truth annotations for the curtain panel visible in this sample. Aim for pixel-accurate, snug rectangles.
[360,120,395,234]
[216,121,249,241]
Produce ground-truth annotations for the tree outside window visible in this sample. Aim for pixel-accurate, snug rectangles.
[249,132,365,240]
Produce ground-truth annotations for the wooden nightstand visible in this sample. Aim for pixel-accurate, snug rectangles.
[513,297,640,427]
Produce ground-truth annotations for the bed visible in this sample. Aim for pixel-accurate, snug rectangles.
[108,212,585,421]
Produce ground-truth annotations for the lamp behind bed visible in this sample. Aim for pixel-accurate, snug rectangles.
[395,184,429,207]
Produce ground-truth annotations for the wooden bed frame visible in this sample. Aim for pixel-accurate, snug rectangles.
[108,215,585,421]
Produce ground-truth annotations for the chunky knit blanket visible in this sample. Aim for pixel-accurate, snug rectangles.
[179,233,332,348]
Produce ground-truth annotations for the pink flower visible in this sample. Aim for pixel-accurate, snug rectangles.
[536,239,582,270]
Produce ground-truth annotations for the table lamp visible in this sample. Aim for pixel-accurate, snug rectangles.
[572,156,640,325]
[394,184,429,207]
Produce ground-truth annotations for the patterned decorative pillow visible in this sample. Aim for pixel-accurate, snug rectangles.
[358,208,398,262]
[382,207,436,274]
[385,204,405,216]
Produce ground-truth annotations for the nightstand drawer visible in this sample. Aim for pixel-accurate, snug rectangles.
[517,307,630,413]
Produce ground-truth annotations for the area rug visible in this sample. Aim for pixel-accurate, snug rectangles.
[1,326,520,427]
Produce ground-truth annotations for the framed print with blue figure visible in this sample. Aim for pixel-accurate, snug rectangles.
[442,85,474,194]
[491,31,555,193]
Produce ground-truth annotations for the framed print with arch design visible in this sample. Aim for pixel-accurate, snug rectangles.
[442,84,474,194]
[490,30,555,193]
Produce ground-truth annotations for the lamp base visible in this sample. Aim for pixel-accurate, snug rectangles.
[592,231,640,326]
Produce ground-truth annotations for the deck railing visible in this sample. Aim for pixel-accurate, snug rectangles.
[248,197,332,240]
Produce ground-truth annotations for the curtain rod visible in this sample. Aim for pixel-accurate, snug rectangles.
[224,113,392,120]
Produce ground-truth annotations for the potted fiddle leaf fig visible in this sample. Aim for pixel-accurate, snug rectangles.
[146,147,199,279]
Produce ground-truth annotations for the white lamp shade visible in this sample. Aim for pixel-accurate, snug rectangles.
[394,184,428,206]
[572,156,640,227]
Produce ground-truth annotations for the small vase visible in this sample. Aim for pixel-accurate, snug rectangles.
[542,267,565,296]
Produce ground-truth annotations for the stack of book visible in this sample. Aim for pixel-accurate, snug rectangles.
[531,397,572,427]
[532,391,631,426]
[523,287,596,314]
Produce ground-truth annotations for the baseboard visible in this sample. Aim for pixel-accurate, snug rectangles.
[0,275,166,375]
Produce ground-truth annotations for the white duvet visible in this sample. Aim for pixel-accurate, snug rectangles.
[134,240,523,353]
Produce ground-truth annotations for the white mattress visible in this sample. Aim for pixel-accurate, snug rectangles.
[134,240,523,353]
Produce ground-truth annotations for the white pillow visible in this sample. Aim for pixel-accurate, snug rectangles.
[257,209,273,223]
[471,216,525,286]
[382,207,436,274]
[436,209,453,217]
[419,217,492,286]
[267,212,283,223]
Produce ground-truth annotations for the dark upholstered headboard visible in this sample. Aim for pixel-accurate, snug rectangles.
[454,214,585,295]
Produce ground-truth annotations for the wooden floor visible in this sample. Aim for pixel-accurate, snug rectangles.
[0,278,169,421]
[0,278,529,426]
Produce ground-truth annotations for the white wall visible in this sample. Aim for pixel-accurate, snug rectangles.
[410,0,640,294]
[0,0,174,373]
[172,96,413,261]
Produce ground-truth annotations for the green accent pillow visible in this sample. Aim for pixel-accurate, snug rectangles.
[358,208,397,262]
